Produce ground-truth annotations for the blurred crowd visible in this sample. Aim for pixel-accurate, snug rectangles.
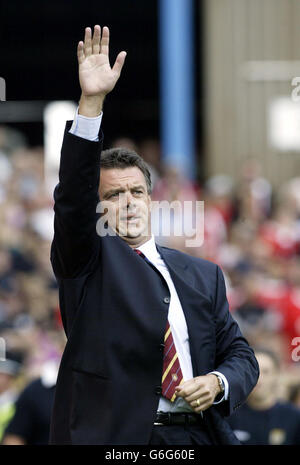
[0,125,64,444]
[0,124,300,444]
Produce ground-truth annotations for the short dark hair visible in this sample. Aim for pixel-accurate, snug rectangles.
[100,147,152,194]
[254,346,280,370]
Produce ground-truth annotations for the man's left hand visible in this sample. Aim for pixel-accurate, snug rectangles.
[175,374,221,412]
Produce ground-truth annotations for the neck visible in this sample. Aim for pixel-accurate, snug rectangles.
[247,393,277,410]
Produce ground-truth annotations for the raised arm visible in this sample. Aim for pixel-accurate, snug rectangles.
[51,26,126,279]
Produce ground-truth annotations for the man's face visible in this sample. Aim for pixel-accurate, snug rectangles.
[99,166,152,246]
[249,353,278,402]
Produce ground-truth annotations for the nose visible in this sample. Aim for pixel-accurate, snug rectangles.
[119,191,135,209]
[126,192,136,209]
[126,191,134,206]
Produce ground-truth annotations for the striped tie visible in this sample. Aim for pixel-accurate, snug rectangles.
[161,320,183,401]
[134,248,183,402]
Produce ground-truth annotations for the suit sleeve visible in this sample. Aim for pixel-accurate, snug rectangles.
[50,121,103,279]
[212,265,260,416]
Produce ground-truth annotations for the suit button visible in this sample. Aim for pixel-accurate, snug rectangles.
[163,297,170,304]
[159,343,165,352]
[155,386,162,395]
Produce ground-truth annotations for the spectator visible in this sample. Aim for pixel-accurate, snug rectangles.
[227,348,300,445]
[0,350,23,442]
[1,359,58,445]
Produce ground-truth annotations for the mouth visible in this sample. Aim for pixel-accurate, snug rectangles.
[120,215,140,222]
[126,217,140,224]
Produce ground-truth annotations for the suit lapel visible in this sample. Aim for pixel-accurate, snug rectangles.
[156,244,194,285]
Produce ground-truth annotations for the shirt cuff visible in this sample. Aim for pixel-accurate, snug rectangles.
[69,107,103,141]
[209,371,229,404]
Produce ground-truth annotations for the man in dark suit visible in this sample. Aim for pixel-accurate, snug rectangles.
[49,25,259,445]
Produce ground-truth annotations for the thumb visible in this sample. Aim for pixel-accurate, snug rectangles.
[175,385,184,395]
[112,51,127,76]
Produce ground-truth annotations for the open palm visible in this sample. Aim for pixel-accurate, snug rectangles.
[78,26,126,97]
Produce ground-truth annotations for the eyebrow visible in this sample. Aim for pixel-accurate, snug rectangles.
[103,185,146,199]
[102,188,124,199]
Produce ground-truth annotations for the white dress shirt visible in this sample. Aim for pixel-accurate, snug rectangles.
[137,235,194,412]
[69,109,229,412]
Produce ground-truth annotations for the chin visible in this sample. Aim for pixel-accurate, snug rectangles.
[125,228,144,238]
[118,222,147,238]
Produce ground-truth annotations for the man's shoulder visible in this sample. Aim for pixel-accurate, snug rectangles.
[157,244,219,272]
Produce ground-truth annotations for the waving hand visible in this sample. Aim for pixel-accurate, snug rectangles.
[77,25,126,116]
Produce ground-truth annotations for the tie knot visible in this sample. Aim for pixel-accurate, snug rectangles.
[134,248,144,258]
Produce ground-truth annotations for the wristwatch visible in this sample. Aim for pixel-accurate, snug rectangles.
[215,374,225,394]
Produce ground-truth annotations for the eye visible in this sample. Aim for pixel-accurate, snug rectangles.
[109,192,120,198]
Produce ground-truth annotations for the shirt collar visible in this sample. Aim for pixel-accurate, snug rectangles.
[135,235,160,262]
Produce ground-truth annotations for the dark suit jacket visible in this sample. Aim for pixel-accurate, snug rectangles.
[49,122,259,445]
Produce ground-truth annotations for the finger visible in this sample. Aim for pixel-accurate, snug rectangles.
[175,386,192,398]
[100,26,110,56]
[185,389,208,404]
[77,41,85,64]
[84,26,92,56]
[200,401,213,412]
[188,394,210,412]
[191,399,203,412]
[184,382,212,403]
[175,379,199,398]
[92,24,101,54]
[190,390,211,406]
[193,403,208,413]
[112,51,127,76]
[193,399,212,413]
